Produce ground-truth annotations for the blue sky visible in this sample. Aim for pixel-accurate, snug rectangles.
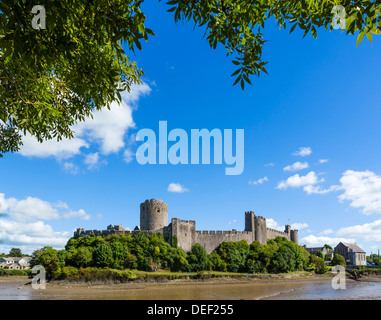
[1,2,381,255]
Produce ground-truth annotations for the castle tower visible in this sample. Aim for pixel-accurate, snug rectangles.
[140,199,168,231]
[244,211,255,242]
[254,216,267,244]
[290,229,299,244]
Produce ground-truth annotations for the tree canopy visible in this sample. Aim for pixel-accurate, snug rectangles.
[31,234,314,280]
[1,0,380,157]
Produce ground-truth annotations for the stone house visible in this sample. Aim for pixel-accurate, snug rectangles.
[0,257,32,269]
[334,242,366,266]
[304,246,334,260]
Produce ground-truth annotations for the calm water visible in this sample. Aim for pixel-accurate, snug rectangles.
[1,278,381,300]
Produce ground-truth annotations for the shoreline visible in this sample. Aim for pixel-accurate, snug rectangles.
[6,270,381,287]
[7,271,335,288]
[2,273,381,300]
[4,270,381,288]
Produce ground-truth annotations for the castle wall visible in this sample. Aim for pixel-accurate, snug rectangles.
[75,199,299,254]
[195,231,253,254]
[266,228,291,241]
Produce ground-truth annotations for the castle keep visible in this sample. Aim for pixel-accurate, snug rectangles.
[74,198,298,254]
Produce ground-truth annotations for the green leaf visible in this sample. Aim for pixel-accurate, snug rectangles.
[356,31,365,46]
[233,74,242,86]
[289,23,297,34]
[366,31,373,44]
[231,68,241,77]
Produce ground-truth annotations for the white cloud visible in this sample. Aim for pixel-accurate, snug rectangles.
[338,170,381,215]
[123,149,134,164]
[167,183,189,193]
[276,171,322,190]
[63,162,79,175]
[19,83,151,163]
[292,147,312,157]
[336,219,381,242]
[300,235,355,248]
[249,176,269,185]
[303,184,339,195]
[264,162,275,167]
[20,134,89,159]
[283,161,309,172]
[0,219,70,251]
[84,153,99,170]
[319,159,329,164]
[266,218,284,231]
[291,222,309,230]
[74,100,134,155]
[276,171,338,195]
[0,194,60,222]
[63,209,91,221]
[319,229,334,235]
[266,218,307,231]
[0,193,91,223]
[0,193,93,253]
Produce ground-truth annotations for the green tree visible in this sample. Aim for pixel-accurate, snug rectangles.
[72,247,92,268]
[332,254,346,267]
[8,248,23,257]
[31,246,65,278]
[315,257,328,274]
[1,0,380,157]
[215,240,249,272]
[188,243,209,272]
[309,254,328,274]
[324,244,333,251]
[208,252,227,272]
[93,243,114,268]
[170,248,189,272]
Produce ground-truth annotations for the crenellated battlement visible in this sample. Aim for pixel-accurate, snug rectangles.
[74,198,299,254]
[140,198,168,212]
[196,230,251,235]
[266,227,287,235]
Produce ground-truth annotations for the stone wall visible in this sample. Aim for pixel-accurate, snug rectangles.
[266,227,291,241]
[195,230,253,254]
[75,198,299,255]
[170,218,196,253]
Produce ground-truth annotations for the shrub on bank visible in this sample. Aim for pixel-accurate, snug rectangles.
[53,267,137,282]
[0,269,31,276]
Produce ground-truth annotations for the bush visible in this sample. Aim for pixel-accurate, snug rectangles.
[332,254,346,267]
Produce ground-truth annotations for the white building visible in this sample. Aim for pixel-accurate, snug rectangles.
[0,257,32,269]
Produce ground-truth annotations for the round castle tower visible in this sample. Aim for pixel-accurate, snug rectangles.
[140,199,168,231]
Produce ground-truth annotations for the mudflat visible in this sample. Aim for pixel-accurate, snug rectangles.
[2,274,381,300]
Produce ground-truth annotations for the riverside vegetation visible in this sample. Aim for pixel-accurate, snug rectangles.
[27,233,339,282]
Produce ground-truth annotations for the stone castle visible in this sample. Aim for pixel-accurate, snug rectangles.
[74,198,298,254]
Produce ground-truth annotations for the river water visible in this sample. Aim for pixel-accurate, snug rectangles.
[1,277,381,300]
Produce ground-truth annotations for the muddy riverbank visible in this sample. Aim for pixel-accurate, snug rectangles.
[2,273,380,300]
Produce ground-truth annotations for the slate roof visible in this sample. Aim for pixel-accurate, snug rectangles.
[341,242,366,253]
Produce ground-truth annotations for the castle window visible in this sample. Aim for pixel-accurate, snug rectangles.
[157,209,160,213]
